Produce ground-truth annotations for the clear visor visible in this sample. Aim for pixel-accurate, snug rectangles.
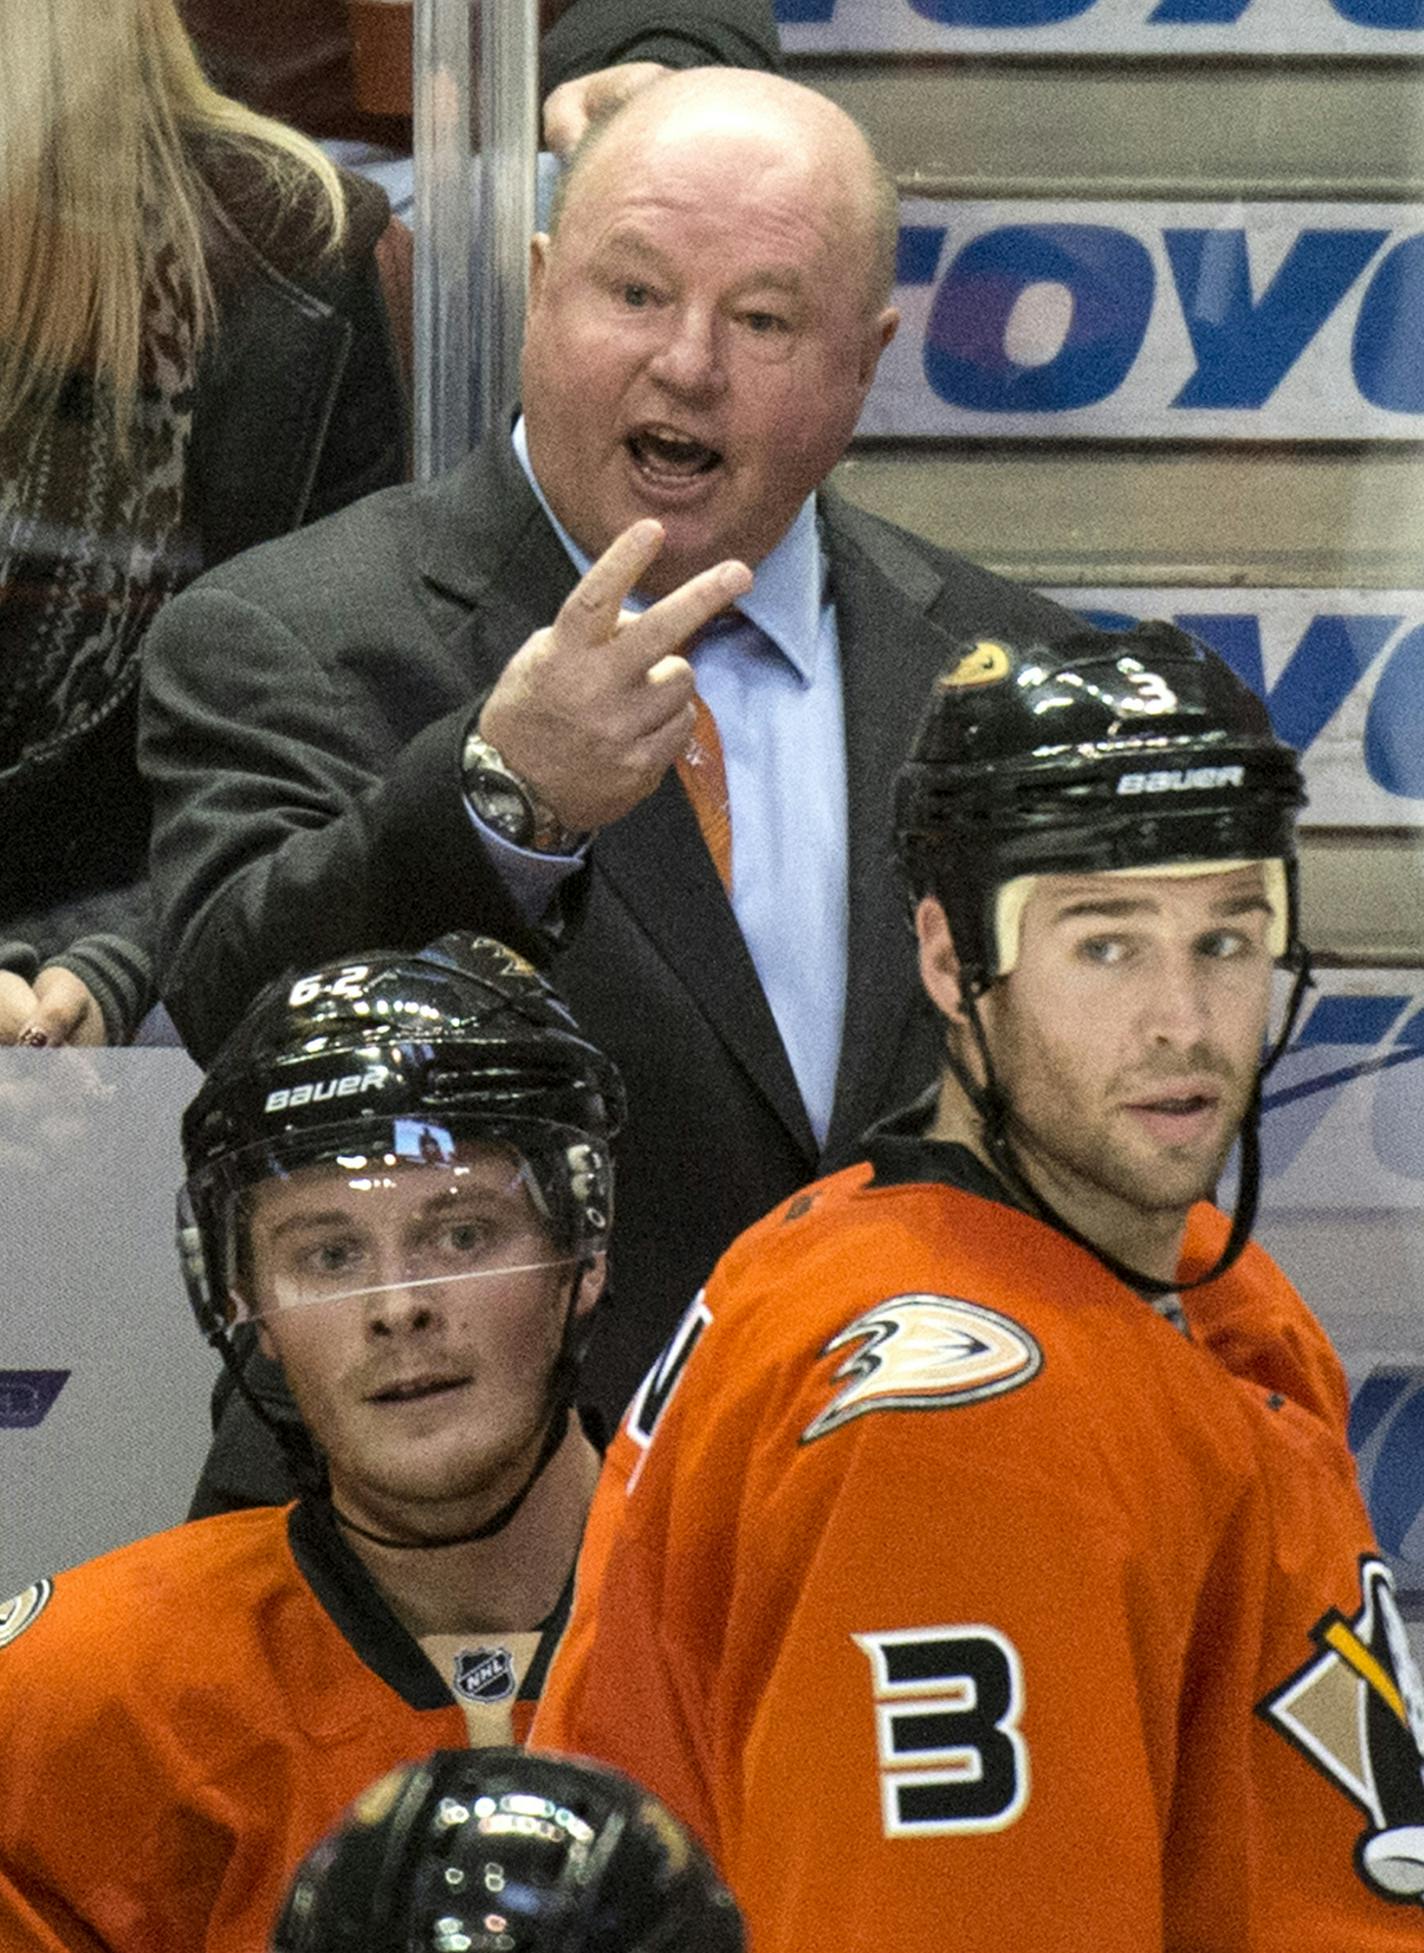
[195,1120,577,1324]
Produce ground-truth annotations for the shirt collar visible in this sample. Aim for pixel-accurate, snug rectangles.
[512,416,826,685]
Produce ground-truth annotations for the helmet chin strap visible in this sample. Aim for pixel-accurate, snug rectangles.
[212,1322,329,1501]
[329,1404,571,1552]
[951,951,1313,1300]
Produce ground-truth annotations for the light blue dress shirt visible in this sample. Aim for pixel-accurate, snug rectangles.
[474,420,849,1145]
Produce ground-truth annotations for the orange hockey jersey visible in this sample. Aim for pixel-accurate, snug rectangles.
[0,1499,564,1953]
[534,1139,1424,1951]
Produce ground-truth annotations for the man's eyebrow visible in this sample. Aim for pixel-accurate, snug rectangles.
[594,231,807,298]
[260,1187,513,1241]
[1213,894,1275,919]
[1050,896,1154,924]
[262,1208,365,1243]
[1049,891,1275,925]
[729,267,807,298]
[593,229,675,273]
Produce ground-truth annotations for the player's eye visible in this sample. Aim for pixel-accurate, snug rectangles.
[440,1220,491,1256]
[1197,928,1253,960]
[741,309,789,335]
[1076,935,1129,966]
[299,1237,366,1280]
[414,1215,507,1268]
[621,281,657,309]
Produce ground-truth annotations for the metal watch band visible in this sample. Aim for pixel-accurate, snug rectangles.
[461,728,587,856]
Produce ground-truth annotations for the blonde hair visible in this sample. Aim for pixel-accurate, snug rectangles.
[0,0,348,436]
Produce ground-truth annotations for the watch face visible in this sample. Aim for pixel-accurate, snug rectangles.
[470,771,533,846]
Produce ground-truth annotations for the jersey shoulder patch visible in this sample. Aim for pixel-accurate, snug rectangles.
[0,1580,53,1649]
[1258,1554,1424,1904]
[803,1293,1043,1443]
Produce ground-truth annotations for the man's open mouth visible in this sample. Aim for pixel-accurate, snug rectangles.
[369,1375,468,1405]
[626,424,722,479]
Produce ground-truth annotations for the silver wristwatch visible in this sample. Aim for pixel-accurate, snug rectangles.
[460,727,587,855]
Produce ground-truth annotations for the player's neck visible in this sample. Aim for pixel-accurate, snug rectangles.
[335,1418,601,1640]
[928,1072,1187,1285]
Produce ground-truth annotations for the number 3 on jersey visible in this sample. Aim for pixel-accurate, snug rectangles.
[854,1625,1029,1836]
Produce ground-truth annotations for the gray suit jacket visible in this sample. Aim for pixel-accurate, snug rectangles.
[141,438,1080,1437]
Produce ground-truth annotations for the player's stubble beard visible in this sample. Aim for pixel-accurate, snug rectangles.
[985,997,1255,1232]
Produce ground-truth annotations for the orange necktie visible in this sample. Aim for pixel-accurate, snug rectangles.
[675,692,733,895]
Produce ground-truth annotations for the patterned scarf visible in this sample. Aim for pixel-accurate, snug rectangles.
[0,234,201,776]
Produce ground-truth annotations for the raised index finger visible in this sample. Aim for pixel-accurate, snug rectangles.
[553,520,668,653]
[607,556,756,679]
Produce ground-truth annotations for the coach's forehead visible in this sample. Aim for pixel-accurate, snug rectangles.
[556,68,885,287]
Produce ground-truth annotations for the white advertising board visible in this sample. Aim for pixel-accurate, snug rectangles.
[1251,968,1424,1605]
[872,201,1424,440]
[2,1049,211,1597]
[779,0,1424,58]
[1040,588,1424,829]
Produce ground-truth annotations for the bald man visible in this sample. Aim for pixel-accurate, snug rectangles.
[141,70,1081,1496]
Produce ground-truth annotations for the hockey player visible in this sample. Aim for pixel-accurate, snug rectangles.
[270,1748,744,1951]
[533,625,1424,1950]
[0,933,623,1953]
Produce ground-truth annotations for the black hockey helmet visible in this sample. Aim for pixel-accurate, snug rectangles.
[894,619,1307,990]
[270,1749,745,1953]
[179,933,624,1341]
[893,620,1312,1298]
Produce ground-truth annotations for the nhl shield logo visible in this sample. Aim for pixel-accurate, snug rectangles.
[452,1645,517,1705]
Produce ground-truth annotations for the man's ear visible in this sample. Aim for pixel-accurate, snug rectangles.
[573,1253,606,1319]
[916,895,969,1027]
[858,304,899,386]
[527,232,552,312]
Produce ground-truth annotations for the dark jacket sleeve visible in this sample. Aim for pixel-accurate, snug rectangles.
[191,159,409,563]
[0,903,153,1045]
[44,919,154,1044]
[140,573,548,1067]
[542,0,782,91]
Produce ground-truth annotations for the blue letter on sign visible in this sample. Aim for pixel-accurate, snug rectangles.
[1148,0,1250,17]
[1364,623,1424,798]
[924,225,1153,412]
[1354,236,1424,413]
[1333,0,1424,26]
[908,0,1092,19]
[1176,612,1398,754]
[1166,228,1386,409]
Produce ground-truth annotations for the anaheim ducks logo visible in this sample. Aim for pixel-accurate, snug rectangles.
[1259,1556,1424,1904]
[0,1580,52,1648]
[938,640,1011,690]
[802,1295,1042,1443]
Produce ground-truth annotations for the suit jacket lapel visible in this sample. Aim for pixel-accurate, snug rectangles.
[824,494,956,1161]
[418,439,582,652]
[595,772,817,1159]
[416,440,817,1158]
